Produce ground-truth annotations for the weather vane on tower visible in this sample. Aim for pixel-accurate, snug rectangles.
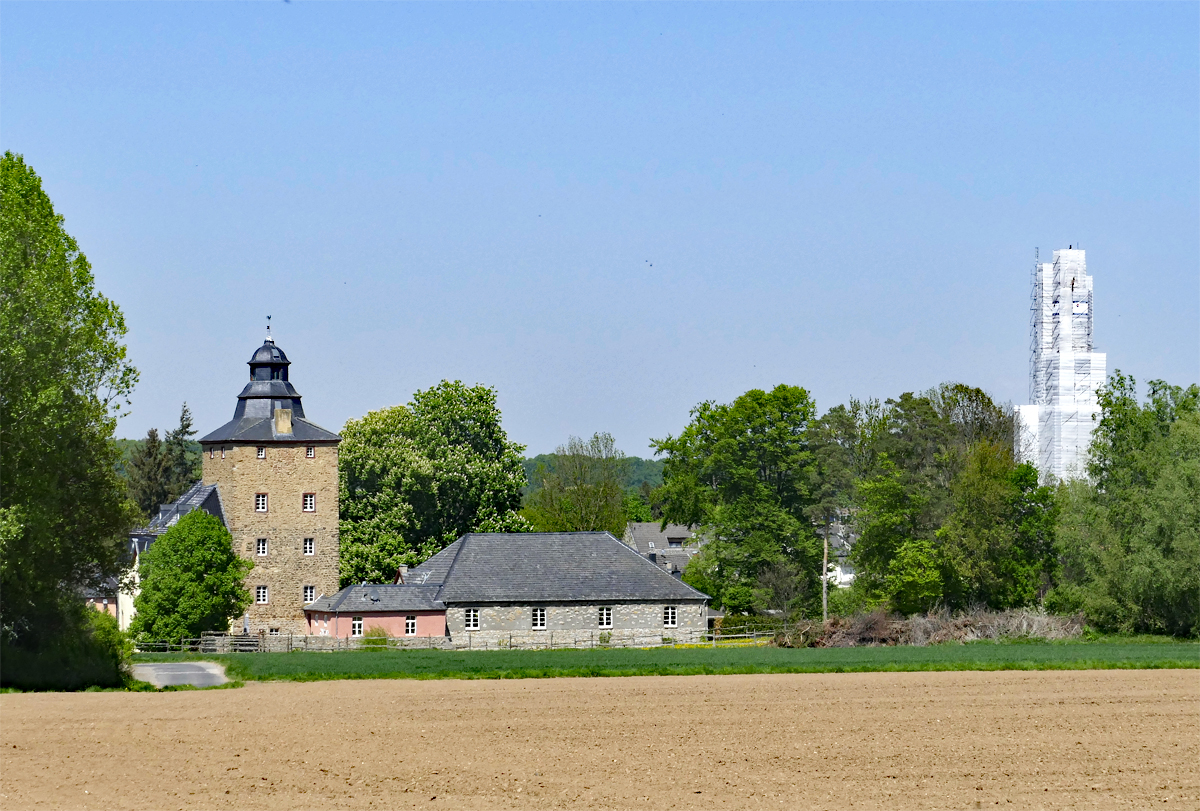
[266,314,273,343]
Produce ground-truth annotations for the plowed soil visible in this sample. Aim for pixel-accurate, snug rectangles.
[2,670,1196,810]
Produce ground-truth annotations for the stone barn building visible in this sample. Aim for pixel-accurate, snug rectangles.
[305,532,709,645]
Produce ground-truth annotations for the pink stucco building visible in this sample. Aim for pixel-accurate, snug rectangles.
[304,583,446,639]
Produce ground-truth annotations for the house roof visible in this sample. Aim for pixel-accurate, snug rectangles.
[133,480,223,536]
[306,584,444,614]
[200,415,340,444]
[623,522,699,555]
[424,532,708,604]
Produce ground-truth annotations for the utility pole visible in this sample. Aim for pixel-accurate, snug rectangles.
[822,517,830,623]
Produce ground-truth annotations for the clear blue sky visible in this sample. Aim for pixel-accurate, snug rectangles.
[3,2,1196,456]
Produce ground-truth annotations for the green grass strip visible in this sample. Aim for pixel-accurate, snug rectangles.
[133,641,1199,683]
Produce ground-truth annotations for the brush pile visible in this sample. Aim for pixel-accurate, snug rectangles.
[771,608,1085,648]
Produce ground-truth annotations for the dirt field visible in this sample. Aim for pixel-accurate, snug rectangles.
[2,670,1196,810]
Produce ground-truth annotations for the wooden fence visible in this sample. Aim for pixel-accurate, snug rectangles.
[133,630,775,654]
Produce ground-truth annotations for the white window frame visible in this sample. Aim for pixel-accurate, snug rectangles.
[351,617,363,637]
[221,447,226,459]
[663,605,677,628]
[303,538,315,556]
[405,615,417,636]
[268,628,279,636]
[255,493,268,512]
[256,446,266,459]
[598,606,613,629]
[464,608,480,631]
[302,493,316,512]
[256,538,268,556]
[255,585,269,604]
[209,448,214,459]
[531,606,547,630]
[303,585,315,603]
[306,446,315,458]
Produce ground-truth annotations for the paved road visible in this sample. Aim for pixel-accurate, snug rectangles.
[131,662,228,688]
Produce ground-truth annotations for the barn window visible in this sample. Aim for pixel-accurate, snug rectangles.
[598,607,613,629]
[464,608,480,631]
[663,606,677,628]
[531,607,547,630]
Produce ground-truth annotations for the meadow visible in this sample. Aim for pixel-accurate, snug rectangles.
[134,638,1199,682]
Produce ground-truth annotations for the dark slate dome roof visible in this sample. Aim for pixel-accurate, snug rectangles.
[249,340,289,365]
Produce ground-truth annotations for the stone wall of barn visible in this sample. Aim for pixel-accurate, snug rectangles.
[444,601,706,646]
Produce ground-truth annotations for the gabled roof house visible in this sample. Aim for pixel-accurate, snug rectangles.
[305,532,708,644]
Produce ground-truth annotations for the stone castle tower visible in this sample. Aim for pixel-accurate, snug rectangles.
[199,330,341,635]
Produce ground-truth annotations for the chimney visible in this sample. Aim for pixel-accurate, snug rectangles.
[274,408,293,435]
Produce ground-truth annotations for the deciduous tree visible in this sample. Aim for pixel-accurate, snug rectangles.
[130,511,252,642]
[339,381,528,586]
[523,433,629,535]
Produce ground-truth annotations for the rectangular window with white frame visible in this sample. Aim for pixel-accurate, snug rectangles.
[268,628,279,636]
[663,605,677,628]
[306,446,315,458]
[531,606,547,630]
[256,538,268,556]
[598,606,613,629]
[464,608,480,630]
[304,585,315,603]
[303,537,314,555]
[302,493,315,512]
[255,493,268,512]
[255,585,268,604]
[351,617,363,637]
[256,446,265,459]
[405,615,416,636]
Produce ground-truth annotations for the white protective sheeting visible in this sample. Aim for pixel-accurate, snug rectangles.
[1018,249,1106,482]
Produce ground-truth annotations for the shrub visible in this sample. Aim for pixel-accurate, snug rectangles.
[0,600,130,691]
[360,626,391,651]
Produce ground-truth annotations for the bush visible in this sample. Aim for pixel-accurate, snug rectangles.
[0,601,130,691]
[360,626,391,651]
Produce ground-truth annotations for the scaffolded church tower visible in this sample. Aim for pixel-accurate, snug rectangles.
[1016,248,1107,482]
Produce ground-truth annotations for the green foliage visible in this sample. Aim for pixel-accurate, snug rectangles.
[125,405,203,520]
[937,442,1057,610]
[360,625,391,650]
[885,539,943,615]
[144,641,1199,683]
[0,152,139,666]
[1052,374,1200,636]
[851,458,930,598]
[654,385,822,614]
[339,381,529,586]
[130,511,252,642]
[622,490,653,523]
[0,603,130,691]
[523,433,629,534]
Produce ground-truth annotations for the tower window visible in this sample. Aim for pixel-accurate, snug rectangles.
[304,585,315,603]
[255,493,268,512]
[302,493,316,512]
[256,586,269,604]
[256,538,268,556]
[209,448,214,459]
[306,446,315,458]
[221,447,226,459]
[303,538,314,555]
[256,446,265,459]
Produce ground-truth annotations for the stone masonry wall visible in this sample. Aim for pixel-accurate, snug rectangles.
[202,442,340,635]
[445,601,706,647]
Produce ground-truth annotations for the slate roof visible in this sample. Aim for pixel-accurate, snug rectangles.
[424,532,707,604]
[200,415,340,444]
[623,522,699,555]
[306,584,444,614]
[133,480,223,536]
